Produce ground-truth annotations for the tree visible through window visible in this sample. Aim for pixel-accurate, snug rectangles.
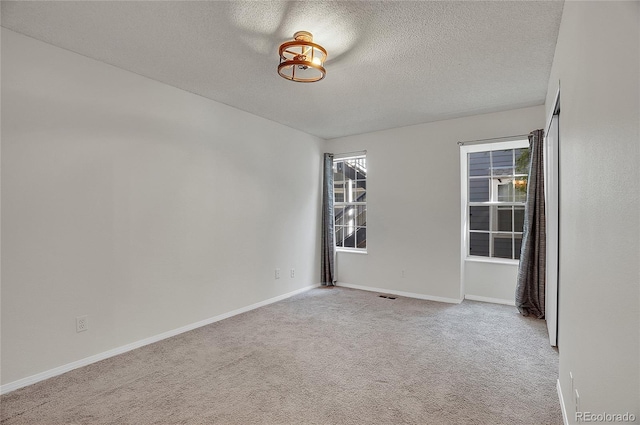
[465,142,529,260]
[333,155,366,250]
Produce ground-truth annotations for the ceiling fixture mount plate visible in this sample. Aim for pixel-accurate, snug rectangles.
[278,31,327,83]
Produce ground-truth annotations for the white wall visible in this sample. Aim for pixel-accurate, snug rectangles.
[464,261,517,304]
[546,2,639,423]
[326,106,544,302]
[1,29,323,386]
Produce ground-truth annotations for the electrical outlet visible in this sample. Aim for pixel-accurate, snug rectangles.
[76,315,88,333]
[275,268,280,279]
[290,269,295,278]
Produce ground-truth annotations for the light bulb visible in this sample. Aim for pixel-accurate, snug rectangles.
[312,56,322,66]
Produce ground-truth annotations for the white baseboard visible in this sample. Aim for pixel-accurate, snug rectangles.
[336,282,462,304]
[464,294,516,306]
[558,379,569,425]
[0,284,319,395]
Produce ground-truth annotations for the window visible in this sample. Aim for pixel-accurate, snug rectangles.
[333,155,366,251]
[462,140,529,260]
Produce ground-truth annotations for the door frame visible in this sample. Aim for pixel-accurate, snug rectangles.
[545,84,560,346]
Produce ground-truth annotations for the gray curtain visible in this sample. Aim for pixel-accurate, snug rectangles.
[515,129,546,318]
[321,153,335,286]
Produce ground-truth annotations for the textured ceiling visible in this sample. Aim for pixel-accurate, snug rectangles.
[1,1,564,140]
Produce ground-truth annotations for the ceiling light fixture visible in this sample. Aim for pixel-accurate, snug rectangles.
[278,31,327,83]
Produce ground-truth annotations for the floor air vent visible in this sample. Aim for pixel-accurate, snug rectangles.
[378,295,397,300]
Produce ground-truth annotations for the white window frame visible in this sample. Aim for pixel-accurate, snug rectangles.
[460,139,529,264]
[333,154,367,253]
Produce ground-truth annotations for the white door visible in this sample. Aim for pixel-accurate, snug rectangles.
[545,113,560,346]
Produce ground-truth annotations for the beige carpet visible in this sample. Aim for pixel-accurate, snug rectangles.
[1,287,562,424]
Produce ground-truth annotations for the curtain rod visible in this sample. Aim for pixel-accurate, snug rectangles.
[457,134,530,146]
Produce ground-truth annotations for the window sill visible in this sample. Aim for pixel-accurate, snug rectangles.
[336,248,368,255]
[465,256,519,266]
